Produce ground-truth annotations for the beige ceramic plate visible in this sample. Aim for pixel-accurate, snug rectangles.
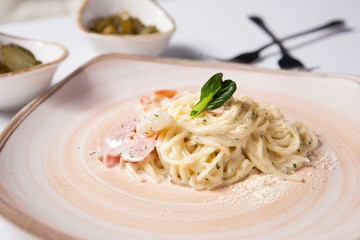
[0,54,360,240]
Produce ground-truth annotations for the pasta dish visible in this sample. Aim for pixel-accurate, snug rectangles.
[97,73,318,190]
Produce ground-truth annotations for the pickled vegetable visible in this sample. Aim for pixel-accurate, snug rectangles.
[0,43,41,74]
[88,10,159,35]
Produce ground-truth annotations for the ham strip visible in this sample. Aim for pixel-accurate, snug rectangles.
[97,119,156,166]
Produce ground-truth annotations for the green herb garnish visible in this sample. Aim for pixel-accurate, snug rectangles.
[190,73,237,118]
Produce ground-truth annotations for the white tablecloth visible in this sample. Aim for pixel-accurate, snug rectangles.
[0,0,359,238]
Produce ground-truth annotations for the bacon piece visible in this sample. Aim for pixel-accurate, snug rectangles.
[206,107,224,116]
[140,95,155,111]
[140,90,178,111]
[154,89,177,98]
[97,118,157,165]
[97,120,136,155]
[119,135,156,162]
[103,153,121,168]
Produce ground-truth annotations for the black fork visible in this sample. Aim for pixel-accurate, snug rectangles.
[249,16,306,70]
[229,19,344,64]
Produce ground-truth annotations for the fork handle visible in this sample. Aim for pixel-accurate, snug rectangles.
[249,16,290,56]
[281,20,344,42]
[258,19,345,51]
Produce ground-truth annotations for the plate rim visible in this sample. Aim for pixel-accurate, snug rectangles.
[1,53,360,239]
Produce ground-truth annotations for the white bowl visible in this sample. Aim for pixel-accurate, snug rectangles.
[0,32,68,112]
[77,0,176,56]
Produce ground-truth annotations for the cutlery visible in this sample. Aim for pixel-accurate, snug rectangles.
[249,15,306,70]
[228,19,344,64]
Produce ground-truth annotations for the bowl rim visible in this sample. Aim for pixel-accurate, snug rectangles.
[0,32,68,79]
[76,0,176,40]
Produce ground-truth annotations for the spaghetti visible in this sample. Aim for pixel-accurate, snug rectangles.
[97,82,317,190]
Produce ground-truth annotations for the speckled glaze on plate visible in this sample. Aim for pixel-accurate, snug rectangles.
[0,54,359,240]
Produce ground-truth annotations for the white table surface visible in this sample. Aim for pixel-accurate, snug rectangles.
[0,0,359,239]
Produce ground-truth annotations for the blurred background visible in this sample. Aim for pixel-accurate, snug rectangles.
[0,0,82,24]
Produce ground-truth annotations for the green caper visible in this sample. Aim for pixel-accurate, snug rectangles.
[87,10,159,35]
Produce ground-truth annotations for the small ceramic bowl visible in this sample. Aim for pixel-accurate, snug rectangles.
[0,32,68,112]
[77,0,176,56]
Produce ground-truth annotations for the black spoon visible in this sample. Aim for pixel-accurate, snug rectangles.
[229,19,345,64]
[249,15,307,70]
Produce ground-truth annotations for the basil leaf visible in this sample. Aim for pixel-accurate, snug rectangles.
[190,73,237,118]
[206,80,237,110]
[200,72,223,100]
[190,73,223,117]
[190,95,213,117]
